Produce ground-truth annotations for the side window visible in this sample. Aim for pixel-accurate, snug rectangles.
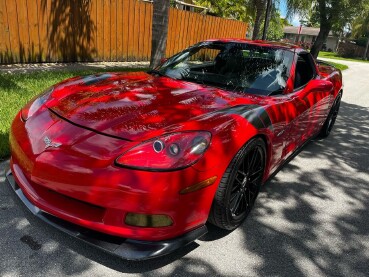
[294,53,316,89]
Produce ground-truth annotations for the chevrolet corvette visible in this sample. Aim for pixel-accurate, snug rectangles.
[6,39,342,260]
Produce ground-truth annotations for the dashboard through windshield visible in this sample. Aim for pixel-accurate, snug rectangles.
[153,42,294,96]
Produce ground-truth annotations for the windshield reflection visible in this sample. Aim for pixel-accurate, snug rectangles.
[153,42,294,96]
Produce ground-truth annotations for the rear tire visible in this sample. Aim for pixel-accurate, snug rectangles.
[208,137,266,230]
[319,92,342,138]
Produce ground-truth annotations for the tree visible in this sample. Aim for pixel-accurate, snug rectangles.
[252,0,267,39]
[351,4,369,59]
[286,0,364,58]
[263,9,287,40]
[193,0,252,22]
[150,0,170,68]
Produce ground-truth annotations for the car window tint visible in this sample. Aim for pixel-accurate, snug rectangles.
[156,42,294,96]
[294,53,315,89]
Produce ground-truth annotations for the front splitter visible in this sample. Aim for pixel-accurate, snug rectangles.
[5,170,207,261]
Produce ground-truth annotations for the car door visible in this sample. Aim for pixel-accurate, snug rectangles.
[281,52,331,158]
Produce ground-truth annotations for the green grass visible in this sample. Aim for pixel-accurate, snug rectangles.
[320,60,349,71]
[318,51,369,63]
[0,67,146,159]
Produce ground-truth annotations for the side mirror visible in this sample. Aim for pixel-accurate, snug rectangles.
[300,79,333,98]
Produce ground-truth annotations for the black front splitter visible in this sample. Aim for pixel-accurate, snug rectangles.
[5,170,207,261]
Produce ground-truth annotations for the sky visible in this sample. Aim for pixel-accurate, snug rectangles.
[279,0,301,26]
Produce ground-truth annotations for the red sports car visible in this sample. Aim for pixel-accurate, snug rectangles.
[6,39,342,260]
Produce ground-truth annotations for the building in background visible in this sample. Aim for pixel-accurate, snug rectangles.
[283,26,339,51]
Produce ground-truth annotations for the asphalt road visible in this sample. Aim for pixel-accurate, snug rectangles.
[1,59,368,277]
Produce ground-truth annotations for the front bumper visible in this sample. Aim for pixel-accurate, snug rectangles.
[5,170,207,260]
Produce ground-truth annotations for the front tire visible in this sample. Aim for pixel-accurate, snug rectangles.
[208,137,266,230]
[319,92,342,138]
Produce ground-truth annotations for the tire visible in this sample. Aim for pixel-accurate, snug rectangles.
[319,92,342,138]
[208,137,266,230]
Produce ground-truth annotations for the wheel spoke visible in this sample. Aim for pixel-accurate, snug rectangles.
[235,175,244,185]
[249,167,263,178]
[231,182,241,193]
[237,169,247,177]
[230,192,243,215]
[249,149,258,171]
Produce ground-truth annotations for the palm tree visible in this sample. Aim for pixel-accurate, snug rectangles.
[252,0,266,40]
[150,0,170,68]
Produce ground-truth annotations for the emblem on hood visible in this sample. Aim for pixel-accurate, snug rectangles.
[43,136,62,149]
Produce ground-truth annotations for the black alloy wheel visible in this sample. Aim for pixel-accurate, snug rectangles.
[209,137,266,230]
[320,93,342,138]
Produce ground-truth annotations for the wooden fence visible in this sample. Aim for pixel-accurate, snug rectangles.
[0,0,248,64]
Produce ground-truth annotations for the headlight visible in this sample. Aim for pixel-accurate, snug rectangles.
[115,131,211,171]
[21,86,54,121]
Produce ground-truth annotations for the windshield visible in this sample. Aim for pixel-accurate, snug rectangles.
[153,42,294,95]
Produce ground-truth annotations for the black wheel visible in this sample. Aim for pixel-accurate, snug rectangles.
[319,93,342,138]
[208,137,266,230]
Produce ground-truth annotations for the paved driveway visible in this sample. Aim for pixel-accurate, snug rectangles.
[1,59,368,276]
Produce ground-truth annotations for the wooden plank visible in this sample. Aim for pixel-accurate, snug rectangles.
[182,10,189,49]
[233,21,238,37]
[26,0,41,62]
[116,0,123,60]
[167,8,178,56]
[45,0,53,61]
[89,0,98,60]
[127,0,136,61]
[178,10,185,52]
[147,2,153,60]
[204,13,210,39]
[133,0,140,61]
[142,2,150,61]
[191,13,197,45]
[222,18,228,38]
[197,14,205,42]
[0,0,12,63]
[16,0,30,62]
[36,0,46,61]
[6,0,20,62]
[122,0,129,61]
[172,9,180,53]
[72,0,80,61]
[103,0,111,61]
[165,8,173,57]
[187,12,195,46]
[138,1,145,60]
[95,0,104,60]
[110,0,117,61]
[216,17,221,38]
[231,20,236,38]
[225,18,231,38]
[209,16,215,39]
[237,21,242,37]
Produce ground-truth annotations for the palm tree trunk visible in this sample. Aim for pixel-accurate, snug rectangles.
[262,0,272,40]
[150,0,170,68]
[252,0,266,40]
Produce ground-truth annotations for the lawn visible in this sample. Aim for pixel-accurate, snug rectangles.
[319,60,349,71]
[319,51,369,63]
[0,67,146,159]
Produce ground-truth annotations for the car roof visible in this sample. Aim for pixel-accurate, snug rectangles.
[204,38,302,52]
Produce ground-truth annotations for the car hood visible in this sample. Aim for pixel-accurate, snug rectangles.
[46,72,258,141]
